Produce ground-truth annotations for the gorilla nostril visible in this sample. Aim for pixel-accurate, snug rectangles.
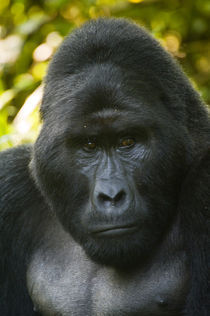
[114,190,126,203]
[98,192,112,203]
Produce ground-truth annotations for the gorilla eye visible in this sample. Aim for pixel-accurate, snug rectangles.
[119,138,135,148]
[83,141,97,151]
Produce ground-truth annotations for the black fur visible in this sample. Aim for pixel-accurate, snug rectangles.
[0,18,209,315]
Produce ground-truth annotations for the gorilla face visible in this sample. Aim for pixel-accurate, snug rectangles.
[32,65,190,268]
[31,20,193,268]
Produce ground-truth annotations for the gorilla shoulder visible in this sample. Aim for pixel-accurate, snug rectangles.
[0,145,43,215]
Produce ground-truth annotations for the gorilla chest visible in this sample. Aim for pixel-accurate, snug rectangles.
[27,241,188,316]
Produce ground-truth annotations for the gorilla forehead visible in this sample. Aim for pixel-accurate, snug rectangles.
[65,107,155,139]
[43,62,167,132]
[52,88,164,140]
[46,61,162,113]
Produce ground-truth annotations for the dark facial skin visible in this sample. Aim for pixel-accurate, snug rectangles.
[32,63,190,269]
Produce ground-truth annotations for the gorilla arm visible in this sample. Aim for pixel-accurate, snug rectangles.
[0,145,47,316]
[179,149,210,316]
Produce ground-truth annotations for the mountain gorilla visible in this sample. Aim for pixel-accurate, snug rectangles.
[0,18,209,316]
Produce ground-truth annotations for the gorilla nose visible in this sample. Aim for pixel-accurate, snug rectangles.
[93,180,130,212]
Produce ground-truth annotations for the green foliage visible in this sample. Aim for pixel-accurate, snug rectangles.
[0,0,210,149]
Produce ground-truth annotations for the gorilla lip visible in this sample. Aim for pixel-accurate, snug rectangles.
[90,224,138,237]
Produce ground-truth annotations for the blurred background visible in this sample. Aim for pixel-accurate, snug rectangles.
[0,0,210,150]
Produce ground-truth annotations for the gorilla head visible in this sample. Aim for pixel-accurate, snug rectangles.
[31,18,208,268]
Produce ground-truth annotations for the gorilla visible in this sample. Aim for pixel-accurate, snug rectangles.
[0,18,209,316]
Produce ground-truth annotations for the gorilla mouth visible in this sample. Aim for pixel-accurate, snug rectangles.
[90,224,138,237]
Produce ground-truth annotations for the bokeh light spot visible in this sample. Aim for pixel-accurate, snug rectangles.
[33,43,53,62]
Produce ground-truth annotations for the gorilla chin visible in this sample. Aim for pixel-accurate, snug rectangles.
[83,236,155,269]
[71,224,160,269]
